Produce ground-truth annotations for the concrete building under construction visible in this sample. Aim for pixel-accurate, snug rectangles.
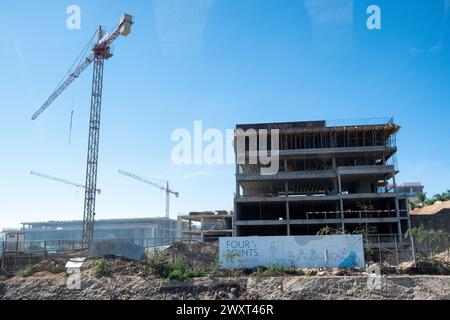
[177,211,233,242]
[234,119,411,238]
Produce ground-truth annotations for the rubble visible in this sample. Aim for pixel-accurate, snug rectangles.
[163,241,218,270]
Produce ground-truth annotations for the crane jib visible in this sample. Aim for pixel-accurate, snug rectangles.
[31,55,94,120]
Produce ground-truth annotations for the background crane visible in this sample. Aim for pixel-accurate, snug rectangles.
[117,169,179,218]
[30,171,101,194]
[30,14,134,246]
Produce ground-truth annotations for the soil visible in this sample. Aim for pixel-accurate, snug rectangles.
[2,242,450,300]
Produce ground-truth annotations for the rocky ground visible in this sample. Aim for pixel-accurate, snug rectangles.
[1,242,450,300]
[2,270,450,300]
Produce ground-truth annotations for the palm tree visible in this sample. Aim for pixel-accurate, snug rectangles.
[445,190,450,201]
[434,193,447,202]
[416,192,427,208]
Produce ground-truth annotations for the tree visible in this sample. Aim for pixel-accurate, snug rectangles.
[416,192,427,208]
[434,193,447,202]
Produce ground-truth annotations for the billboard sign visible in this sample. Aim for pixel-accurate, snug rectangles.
[219,235,364,269]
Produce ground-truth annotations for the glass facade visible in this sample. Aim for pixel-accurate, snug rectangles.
[20,218,178,246]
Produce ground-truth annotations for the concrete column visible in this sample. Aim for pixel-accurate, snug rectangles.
[286,200,291,236]
[395,197,402,238]
[231,213,236,237]
[337,173,342,194]
[338,173,344,233]
[285,180,290,235]
[392,172,397,193]
[333,157,338,193]
[176,216,182,239]
[188,220,192,241]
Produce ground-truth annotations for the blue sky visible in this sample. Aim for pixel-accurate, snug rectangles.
[0,0,449,229]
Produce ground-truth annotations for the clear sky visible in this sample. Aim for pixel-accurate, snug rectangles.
[1,0,449,229]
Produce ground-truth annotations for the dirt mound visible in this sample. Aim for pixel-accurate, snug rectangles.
[2,274,450,300]
[411,201,450,215]
[99,257,151,277]
[33,257,67,274]
[411,200,450,233]
[165,241,218,270]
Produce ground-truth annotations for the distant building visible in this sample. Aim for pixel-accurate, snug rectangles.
[177,211,233,242]
[396,182,424,198]
[19,217,180,246]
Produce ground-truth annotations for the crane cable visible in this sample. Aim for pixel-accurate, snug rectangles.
[62,30,98,145]
[68,106,74,144]
[53,29,99,95]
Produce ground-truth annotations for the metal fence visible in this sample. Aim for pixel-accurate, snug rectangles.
[1,234,450,273]
[0,237,190,273]
[0,237,189,255]
[363,233,450,271]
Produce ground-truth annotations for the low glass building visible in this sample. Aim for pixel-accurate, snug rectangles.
[20,218,178,246]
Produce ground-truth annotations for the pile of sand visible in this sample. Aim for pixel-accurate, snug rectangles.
[411,200,450,215]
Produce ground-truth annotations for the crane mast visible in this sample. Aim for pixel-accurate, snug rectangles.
[82,31,105,245]
[31,14,133,247]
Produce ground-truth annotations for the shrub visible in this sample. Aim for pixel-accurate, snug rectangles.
[317,226,343,235]
[209,257,221,278]
[405,225,448,253]
[148,251,172,278]
[149,253,205,280]
[185,268,205,278]
[92,259,108,278]
[17,265,33,278]
[168,268,187,281]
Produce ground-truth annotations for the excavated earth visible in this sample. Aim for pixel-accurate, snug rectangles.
[1,260,450,300]
[2,242,450,300]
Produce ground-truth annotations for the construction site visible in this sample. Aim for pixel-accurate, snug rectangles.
[234,120,410,238]
[1,6,450,302]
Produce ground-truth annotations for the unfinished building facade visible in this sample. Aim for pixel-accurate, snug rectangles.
[234,120,411,239]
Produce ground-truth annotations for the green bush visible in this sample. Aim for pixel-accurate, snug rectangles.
[17,265,33,278]
[92,259,108,278]
[185,268,205,278]
[148,251,172,278]
[405,225,448,253]
[209,257,221,278]
[167,266,204,281]
[149,253,205,280]
[168,269,187,280]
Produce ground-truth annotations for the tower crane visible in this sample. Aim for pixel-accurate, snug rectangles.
[117,169,179,218]
[30,171,101,194]
[30,14,133,246]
